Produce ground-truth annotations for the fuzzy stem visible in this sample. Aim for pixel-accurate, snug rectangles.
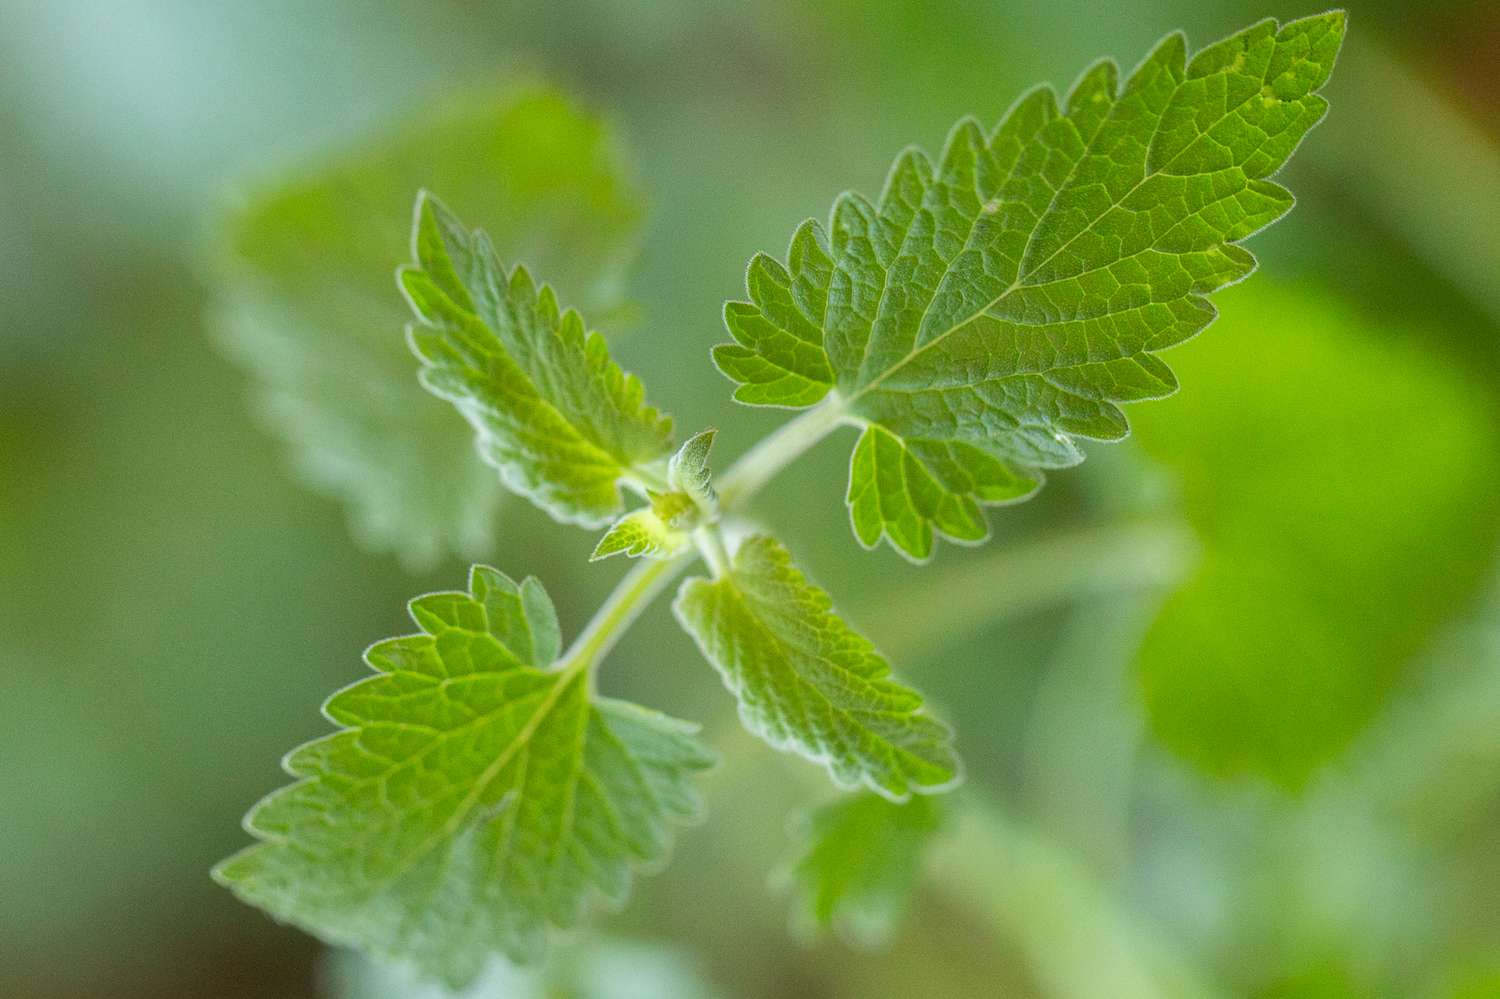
[693,523,733,578]
[566,397,851,676]
[561,551,693,675]
[714,395,851,512]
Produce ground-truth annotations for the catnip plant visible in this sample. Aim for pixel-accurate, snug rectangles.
[216,12,1346,986]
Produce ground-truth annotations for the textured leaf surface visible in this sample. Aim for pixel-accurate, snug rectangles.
[402,194,674,527]
[214,567,712,986]
[674,535,959,799]
[590,509,686,562]
[847,427,1037,562]
[666,428,719,519]
[212,87,643,568]
[781,792,943,946]
[716,14,1345,558]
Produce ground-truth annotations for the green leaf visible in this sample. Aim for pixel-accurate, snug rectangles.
[590,508,686,562]
[847,427,1038,562]
[666,428,719,519]
[211,86,644,568]
[673,535,959,799]
[715,14,1346,559]
[1132,283,1500,786]
[780,792,944,947]
[213,566,713,987]
[715,224,837,408]
[588,429,721,561]
[402,192,675,528]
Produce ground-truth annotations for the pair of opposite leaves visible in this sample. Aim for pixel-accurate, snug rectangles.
[216,13,1346,987]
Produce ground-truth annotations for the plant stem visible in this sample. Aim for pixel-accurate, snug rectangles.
[715,395,852,511]
[929,799,1224,999]
[561,551,693,674]
[858,518,1195,659]
[693,523,732,578]
[562,397,852,677]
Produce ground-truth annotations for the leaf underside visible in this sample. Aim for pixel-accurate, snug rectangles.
[402,193,674,529]
[716,13,1345,559]
[214,567,712,987]
[674,535,959,800]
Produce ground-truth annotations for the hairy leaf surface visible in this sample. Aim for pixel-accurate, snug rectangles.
[213,87,643,567]
[674,536,959,799]
[590,508,686,562]
[716,14,1345,558]
[402,194,674,527]
[666,428,719,519]
[215,567,712,986]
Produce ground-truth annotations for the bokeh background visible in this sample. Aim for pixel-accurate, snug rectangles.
[4,1,1499,996]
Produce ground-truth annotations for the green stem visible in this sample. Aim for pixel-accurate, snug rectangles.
[715,394,852,511]
[560,551,693,675]
[858,518,1195,659]
[564,397,852,678]
[693,523,732,578]
[929,799,1224,999]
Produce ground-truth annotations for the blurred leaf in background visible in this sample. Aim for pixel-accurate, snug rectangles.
[211,85,644,569]
[322,936,728,999]
[1133,282,1500,786]
[779,792,945,948]
[1132,559,1500,996]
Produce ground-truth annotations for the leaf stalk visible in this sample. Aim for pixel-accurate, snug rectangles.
[569,396,852,677]
[715,395,852,511]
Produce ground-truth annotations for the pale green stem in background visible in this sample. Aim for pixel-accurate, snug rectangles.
[869,521,1205,997]
[690,517,1209,998]
[860,518,1195,660]
[929,799,1224,999]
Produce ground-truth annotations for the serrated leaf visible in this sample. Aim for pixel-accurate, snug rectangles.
[214,566,713,987]
[402,193,675,527]
[590,508,686,562]
[781,792,944,947]
[715,225,836,408]
[715,13,1346,559]
[847,427,1038,562]
[211,86,644,568]
[673,535,959,800]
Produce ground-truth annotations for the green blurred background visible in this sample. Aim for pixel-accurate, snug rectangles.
[4,1,1499,996]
